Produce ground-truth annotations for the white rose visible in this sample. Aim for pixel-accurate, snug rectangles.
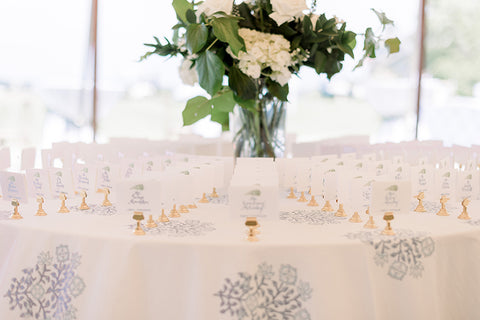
[270,0,308,26]
[196,0,233,17]
[179,59,198,86]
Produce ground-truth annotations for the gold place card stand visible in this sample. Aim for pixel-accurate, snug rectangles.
[35,196,47,216]
[297,191,308,203]
[458,198,471,220]
[307,196,319,207]
[58,193,70,213]
[101,188,112,207]
[10,199,23,220]
[169,204,181,218]
[145,214,158,228]
[79,191,90,210]
[436,195,450,216]
[335,203,347,217]
[132,211,146,235]
[364,216,377,229]
[179,205,189,213]
[245,217,259,242]
[414,192,427,212]
[198,193,210,203]
[210,187,219,198]
[349,211,362,223]
[287,187,296,199]
[158,209,170,223]
[321,200,334,212]
[381,212,395,236]
[188,203,198,209]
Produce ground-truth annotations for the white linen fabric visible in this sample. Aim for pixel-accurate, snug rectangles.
[1,193,480,320]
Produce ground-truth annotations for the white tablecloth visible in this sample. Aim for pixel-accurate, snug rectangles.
[1,193,480,320]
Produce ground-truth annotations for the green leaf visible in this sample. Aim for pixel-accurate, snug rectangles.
[266,80,289,101]
[211,17,244,56]
[303,15,313,37]
[314,51,327,74]
[338,31,356,58]
[233,94,256,111]
[237,3,256,29]
[185,9,196,24]
[186,24,208,53]
[228,65,257,100]
[315,14,327,31]
[363,27,376,58]
[385,37,401,54]
[211,89,236,112]
[172,0,193,24]
[182,96,212,126]
[196,51,225,96]
[371,9,394,26]
[211,108,230,131]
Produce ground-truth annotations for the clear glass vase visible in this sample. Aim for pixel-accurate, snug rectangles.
[233,93,286,158]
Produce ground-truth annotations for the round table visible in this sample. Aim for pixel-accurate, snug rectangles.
[1,194,480,320]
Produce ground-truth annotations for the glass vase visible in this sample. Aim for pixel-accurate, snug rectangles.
[233,94,286,158]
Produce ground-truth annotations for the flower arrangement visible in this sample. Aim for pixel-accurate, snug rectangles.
[142,0,399,157]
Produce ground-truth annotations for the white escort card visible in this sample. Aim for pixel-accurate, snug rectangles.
[0,172,28,203]
[73,164,96,193]
[435,169,456,199]
[116,179,161,214]
[96,163,120,191]
[370,180,411,216]
[229,161,279,220]
[49,168,74,197]
[456,171,479,200]
[411,165,434,200]
[26,169,51,198]
[350,176,374,213]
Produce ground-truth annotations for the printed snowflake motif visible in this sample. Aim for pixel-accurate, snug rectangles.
[4,244,86,320]
[466,219,480,227]
[214,263,312,320]
[207,194,229,205]
[130,219,216,237]
[412,201,458,214]
[280,210,344,225]
[346,229,435,281]
[194,194,229,205]
[68,205,117,216]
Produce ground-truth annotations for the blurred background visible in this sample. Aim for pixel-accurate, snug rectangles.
[0,0,479,153]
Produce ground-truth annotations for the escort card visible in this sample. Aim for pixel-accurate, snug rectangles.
[434,169,456,199]
[49,168,74,197]
[116,179,161,214]
[350,176,374,212]
[41,149,53,169]
[26,169,51,198]
[370,180,411,216]
[229,182,278,220]
[0,172,28,203]
[456,171,479,200]
[95,163,120,191]
[410,165,434,200]
[323,169,337,201]
[73,164,96,193]
[389,164,410,181]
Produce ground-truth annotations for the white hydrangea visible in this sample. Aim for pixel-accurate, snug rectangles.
[228,28,296,86]
[178,58,198,86]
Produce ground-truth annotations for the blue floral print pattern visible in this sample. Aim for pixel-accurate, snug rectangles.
[214,263,312,320]
[4,245,85,319]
